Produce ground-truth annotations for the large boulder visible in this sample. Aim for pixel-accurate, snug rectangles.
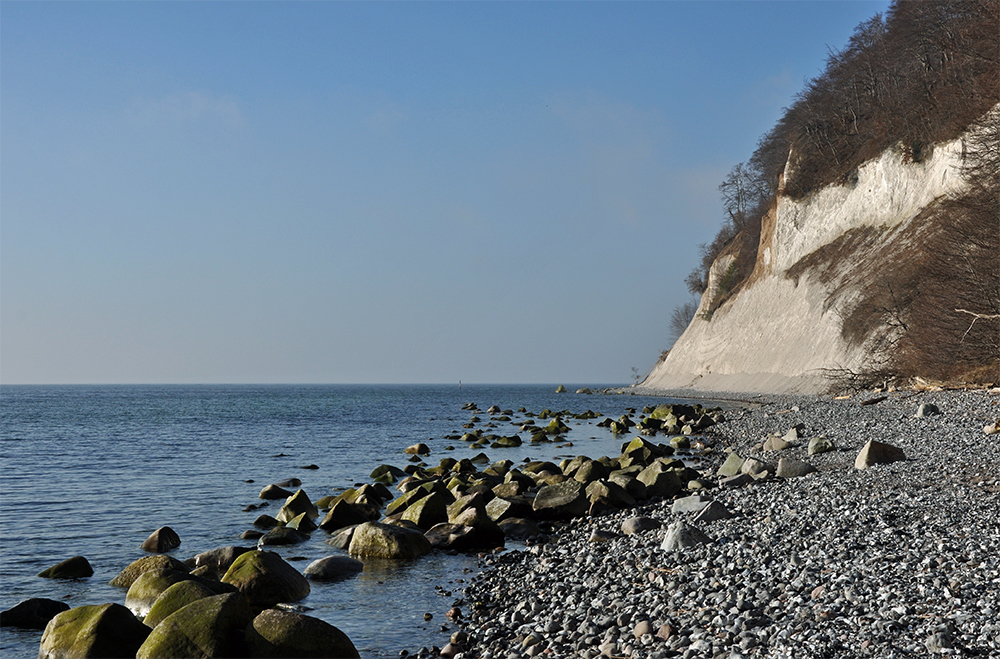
[221,550,310,609]
[347,522,432,559]
[855,440,906,469]
[110,555,190,589]
[401,491,450,530]
[485,496,533,523]
[0,598,69,630]
[40,603,150,659]
[245,609,359,658]
[533,480,588,519]
[143,581,217,629]
[135,593,252,659]
[276,490,319,523]
[125,568,233,619]
[303,556,364,582]
[141,527,181,553]
[38,556,94,579]
[319,500,372,533]
[585,480,636,509]
[191,547,254,577]
[637,461,683,499]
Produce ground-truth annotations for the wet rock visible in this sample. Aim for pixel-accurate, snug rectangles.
[258,527,310,546]
[245,608,359,658]
[0,598,69,629]
[110,555,190,589]
[276,489,319,523]
[221,550,310,609]
[40,603,150,659]
[319,500,372,533]
[143,580,217,628]
[141,527,181,553]
[402,491,451,530]
[405,443,431,455]
[303,556,364,582]
[286,512,318,533]
[259,484,293,500]
[347,521,432,559]
[38,556,94,579]
[136,593,252,659]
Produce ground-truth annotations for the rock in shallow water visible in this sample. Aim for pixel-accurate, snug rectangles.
[0,598,69,629]
[37,555,94,579]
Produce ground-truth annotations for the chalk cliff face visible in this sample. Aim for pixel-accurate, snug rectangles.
[645,133,971,394]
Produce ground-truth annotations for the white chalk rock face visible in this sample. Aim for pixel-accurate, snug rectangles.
[645,128,973,395]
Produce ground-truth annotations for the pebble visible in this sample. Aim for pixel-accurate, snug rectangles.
[407,389,1000,659]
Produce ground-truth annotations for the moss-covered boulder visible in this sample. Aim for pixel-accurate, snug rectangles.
[110,555,190,589]
[245,609,359,658]
[221,550,310,609]
[140,527,181,553]
[401,491,450,530]
[347,522,432,559]
[40,603,150,659]
[275,489,318,523]
[0,598,69,630]
[532,480,588,519]
[143,581,217,629]
[38,556,94,579]
[135,593,251,659]
[286,512,318,533]
[125,567,234,619]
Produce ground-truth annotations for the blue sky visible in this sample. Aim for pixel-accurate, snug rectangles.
[1,0,888,385]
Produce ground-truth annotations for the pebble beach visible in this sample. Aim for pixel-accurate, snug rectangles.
[427,388,1000,659]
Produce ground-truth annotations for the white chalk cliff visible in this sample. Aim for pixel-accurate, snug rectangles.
[644,129,977,395]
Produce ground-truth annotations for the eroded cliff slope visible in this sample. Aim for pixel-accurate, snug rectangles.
[644,128,981,394]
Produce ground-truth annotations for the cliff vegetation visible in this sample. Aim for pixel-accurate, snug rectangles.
[679,0,999,387]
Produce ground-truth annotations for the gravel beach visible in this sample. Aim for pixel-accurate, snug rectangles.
[421,388,1000,659]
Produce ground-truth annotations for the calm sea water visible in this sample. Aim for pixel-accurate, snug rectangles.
[0,384,691,657]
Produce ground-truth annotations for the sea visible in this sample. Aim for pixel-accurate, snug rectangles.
[0,384,697,658]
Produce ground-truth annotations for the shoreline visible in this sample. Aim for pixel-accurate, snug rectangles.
[429,388,1000,658]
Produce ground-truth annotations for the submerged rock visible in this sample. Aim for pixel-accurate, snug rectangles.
[38,556,94,579]
[0,598,69,630]
[141,527,181,553]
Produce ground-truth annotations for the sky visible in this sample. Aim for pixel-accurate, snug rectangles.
[1,0,889,385]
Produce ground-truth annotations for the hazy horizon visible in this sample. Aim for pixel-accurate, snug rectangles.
[1,1,889,385]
